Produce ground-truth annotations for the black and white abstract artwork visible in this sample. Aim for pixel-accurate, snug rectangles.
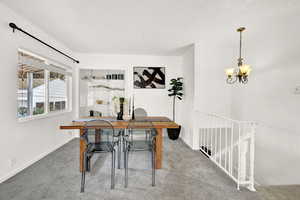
[133,67,165,89]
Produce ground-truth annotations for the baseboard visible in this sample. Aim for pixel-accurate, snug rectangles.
[0,136,74,184]
[180,137,195,149]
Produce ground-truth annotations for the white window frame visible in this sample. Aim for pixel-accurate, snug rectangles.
[18,49,72,122]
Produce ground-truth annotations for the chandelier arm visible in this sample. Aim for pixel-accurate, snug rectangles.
[226,76,238,84]
[241,75,248,84]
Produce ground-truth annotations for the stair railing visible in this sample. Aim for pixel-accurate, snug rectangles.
[197,112,257,191]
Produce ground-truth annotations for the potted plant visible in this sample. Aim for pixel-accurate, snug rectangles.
[167,77,183,140]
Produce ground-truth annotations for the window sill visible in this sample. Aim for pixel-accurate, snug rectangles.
[18,110,72,123]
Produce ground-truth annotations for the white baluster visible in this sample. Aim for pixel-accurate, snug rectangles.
[219,119,222,166]
[248,123,256,191]
[237,123,241,190]
[214,118,217,161]
[225,120,228,171]
[230,122,234,176]
[210,117,213,157]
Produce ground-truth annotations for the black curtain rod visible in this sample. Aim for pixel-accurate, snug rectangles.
[9,22,79,64]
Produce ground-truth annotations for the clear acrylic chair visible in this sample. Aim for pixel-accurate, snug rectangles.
[134,108,151,142]
[123,119,157,188]
[80,119,120,192]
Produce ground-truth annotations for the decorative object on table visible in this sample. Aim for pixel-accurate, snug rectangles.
[90,110,102,117]
[128,97,131,116]
[117,97,125,120]
[89,110,94,117]
[133,66,165,89]
[225,27,252,84]
[112,96,125,117]
[167,77,183,140]
[131,95,135,120]
[94,111,102,117]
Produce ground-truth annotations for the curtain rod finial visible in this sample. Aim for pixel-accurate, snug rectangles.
[9,22,17,32]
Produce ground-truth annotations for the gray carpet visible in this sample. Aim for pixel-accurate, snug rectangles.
[0,138,262,200]
[257,185,300,200]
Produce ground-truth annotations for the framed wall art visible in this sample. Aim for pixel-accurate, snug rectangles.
[133,66,165,89]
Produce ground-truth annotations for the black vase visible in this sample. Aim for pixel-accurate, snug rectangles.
[167,125,181,140]
[89,110,94,117]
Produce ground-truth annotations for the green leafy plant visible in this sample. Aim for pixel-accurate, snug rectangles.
[168,77,183,121]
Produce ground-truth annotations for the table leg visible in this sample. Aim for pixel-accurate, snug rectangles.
[95,128,101,144]
[80,128,86,172]
[155,128,163,169]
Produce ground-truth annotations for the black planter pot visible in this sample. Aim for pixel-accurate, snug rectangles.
[167,125,181,140]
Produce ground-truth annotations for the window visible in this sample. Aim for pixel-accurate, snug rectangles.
[49,72,67,111]
[17,50,72,120]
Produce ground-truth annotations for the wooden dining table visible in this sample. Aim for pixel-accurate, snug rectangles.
[60,116,179,171]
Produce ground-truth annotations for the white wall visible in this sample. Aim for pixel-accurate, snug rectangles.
[177,45,195,148]
[194,42,232,116]
[230,8,300,185]
[0,3,76,182]
[189,42,233,151]
[74,53,183,123]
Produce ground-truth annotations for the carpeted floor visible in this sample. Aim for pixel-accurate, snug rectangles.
[257,185,300,200]
[0,138,264,200]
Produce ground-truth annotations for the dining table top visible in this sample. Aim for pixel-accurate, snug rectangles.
[60,116,179,129]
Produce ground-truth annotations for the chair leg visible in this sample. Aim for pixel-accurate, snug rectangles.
[145,131,148,141]
[86,156,91,172]
[111,150,116,189]
[123,139,127,168]
[81,152,87,193]
[152,147,156,186]
[125,148,129,188]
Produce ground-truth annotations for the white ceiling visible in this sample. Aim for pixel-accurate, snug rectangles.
[1,0,299,55]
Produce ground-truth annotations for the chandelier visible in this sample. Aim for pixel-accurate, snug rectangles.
[225,27,252,84]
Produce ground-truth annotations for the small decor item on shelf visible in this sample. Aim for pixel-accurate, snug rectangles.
[112,74,118,80]
[117,74,124,80]
[106,74,112,80]
[117,97,125,120]
[96,100,103,104]
[167,77,183,140]
[106,73,124,80]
